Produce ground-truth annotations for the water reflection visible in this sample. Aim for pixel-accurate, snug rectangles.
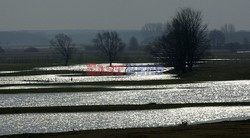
[0,106,250,136]
[0,74,175,85]
[0,63,175,85]
[1,80,250,108]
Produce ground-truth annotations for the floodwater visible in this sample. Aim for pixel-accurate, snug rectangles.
[0,106,250,136]
[1,64,250,136]
[0,63,175,85]
[1,80,250,107]
[0,74,175,85]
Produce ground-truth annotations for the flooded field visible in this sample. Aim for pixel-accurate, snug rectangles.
[1,106,250,136]
[0,80,250,107]
[0,74,175,85]
[0,63,175,85]
[1,64,250,136]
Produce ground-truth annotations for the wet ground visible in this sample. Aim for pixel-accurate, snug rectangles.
[0,63,250,136]
[1,106,250,136]
[0,80,250,107]
[0,63,175,85]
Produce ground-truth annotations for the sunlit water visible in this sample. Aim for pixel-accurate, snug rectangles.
[1,64,250,136]
[35,63,160,72]
[0,74,175,85]
[1,80,250,108]
[0,71,22,74]
[0,106,250,136]
[0,63,175,85]
[0,85,104,90]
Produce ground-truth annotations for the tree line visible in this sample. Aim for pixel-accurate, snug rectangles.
[40,8,248,73]
[48,8,210,73]
[209,24,250,51]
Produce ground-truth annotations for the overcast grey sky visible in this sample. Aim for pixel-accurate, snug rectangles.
[0,0,249,31]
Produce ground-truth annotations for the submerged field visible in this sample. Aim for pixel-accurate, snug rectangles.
[1,49,250,137]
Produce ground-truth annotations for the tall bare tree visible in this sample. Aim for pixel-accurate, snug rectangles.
[93,31,125,66]
[151,8,210,72]
[50,33,74,66]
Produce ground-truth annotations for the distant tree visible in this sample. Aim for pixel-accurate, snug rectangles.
[24,46,39,52]
[128,37,139,51]
[50,33,75,66]
[243,38,249,49]
[141,23,166,44]
[151,8,210,72]
[141,23,165,33]
[221,24,236,43]
[93,31,125,66]
[225,42,242,52]
[209,30,225,48]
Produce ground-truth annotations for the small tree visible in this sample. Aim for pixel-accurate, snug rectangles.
[151,8,210,72]
[128,37,139,51]
[50,33,75,66]
[93,31,125,66]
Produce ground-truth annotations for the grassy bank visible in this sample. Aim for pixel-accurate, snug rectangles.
[0,87,152,94]
[3,119,250,138]
[1,102,250,114]
[179,60,250,81]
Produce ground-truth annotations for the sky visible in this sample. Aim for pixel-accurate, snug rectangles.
[0,0,250,31]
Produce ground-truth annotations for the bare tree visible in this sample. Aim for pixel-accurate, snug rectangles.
[151,8,210,72]
[209,30,225,48]
[93,31,125,66]
[50,33,75,66]
[128,37,139,51]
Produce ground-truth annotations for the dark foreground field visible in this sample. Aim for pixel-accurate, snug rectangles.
[3,120,250,138]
